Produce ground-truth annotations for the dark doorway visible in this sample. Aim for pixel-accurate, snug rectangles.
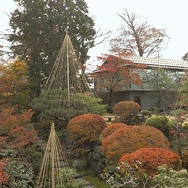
[134,96,141,106]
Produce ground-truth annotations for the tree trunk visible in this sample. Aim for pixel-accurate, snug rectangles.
[108,88,113,106]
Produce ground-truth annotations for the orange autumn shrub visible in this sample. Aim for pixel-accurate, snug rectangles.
[67,114,106,153]
[102,123,128,139]
[113,101,141,124]
[102,125,169,162]
[119,148,181,176]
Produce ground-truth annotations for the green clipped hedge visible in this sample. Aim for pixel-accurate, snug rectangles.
[145,116,170,137]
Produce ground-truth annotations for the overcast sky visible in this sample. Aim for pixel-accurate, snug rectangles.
[1,0,188,64]
[86,0,188,62]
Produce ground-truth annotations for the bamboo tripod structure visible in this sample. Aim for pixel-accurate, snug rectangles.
[37,122,75,188]
[37,31,92,187]
[41,31,93,121]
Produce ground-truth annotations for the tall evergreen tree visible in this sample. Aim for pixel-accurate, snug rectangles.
[8,0,96,96]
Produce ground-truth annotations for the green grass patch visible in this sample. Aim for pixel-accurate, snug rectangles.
[78,170,110,188]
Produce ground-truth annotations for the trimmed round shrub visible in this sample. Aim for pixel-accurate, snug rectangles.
[67,114,106,153]
[102,123,128,139]
[119,148,181,176]
[102,125,169,162]
[145,116,170,137]
[113,101,141,124]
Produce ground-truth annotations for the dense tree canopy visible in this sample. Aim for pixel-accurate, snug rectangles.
[9,0,96,95]
[110,9,168,57]
[102,125,169,161]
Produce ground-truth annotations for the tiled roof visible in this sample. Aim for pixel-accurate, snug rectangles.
[126,56,188,69]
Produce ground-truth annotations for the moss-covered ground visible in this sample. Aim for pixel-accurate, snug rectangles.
[78,170,110,188]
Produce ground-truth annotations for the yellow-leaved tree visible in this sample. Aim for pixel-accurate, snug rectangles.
[0,57,31,107]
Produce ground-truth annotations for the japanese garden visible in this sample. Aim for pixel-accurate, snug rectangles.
[1,0,188,188]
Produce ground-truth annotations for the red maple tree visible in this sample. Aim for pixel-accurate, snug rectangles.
[91,52,145,106]
[0,106,37,149]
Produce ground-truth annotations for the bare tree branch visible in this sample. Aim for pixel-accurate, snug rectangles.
[93,29,111,47]
[110,9,169,57]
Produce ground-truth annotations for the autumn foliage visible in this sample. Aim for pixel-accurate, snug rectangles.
[0,158,9,184]
[93,53,144,89]
[91,53,145,105]
[102,125,169,161]
[0,106,36,185]
[119,148,181,176]
[113,101,141,124]
[102,123,128,139]
[0,58,30,106]
[0,107,37,149]
[67,114,106,153]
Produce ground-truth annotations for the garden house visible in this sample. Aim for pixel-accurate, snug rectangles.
[92,55,188,111]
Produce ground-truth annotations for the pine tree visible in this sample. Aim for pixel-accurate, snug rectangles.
[9,0,96,96]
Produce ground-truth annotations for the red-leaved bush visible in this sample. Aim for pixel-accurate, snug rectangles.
[119,148,181,176]
[102,125,169,161]
[102,123,128,139]
[67,114,106,153]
